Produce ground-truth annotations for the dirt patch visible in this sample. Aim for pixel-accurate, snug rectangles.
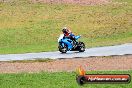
[0,55,132,73]
[32,0,110,5]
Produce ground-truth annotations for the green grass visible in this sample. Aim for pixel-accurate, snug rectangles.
[8,58,54,63]
[0,0,132,54]
[0,71,131,88]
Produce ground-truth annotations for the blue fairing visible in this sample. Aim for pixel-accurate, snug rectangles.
[61,38,73,49]
[59,35,81,50]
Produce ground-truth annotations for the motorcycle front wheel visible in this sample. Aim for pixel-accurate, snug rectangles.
[58,44,68,53]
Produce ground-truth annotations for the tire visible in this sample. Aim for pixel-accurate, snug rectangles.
[58,44,67,53]
[76,76,85,85]
[78,42,85,52]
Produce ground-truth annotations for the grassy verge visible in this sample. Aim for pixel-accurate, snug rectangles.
[0,71,131,88]
[8,58,54,63]
[0,0,132,54]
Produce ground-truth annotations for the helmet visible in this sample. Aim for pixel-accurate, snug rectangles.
[62,27,68,34]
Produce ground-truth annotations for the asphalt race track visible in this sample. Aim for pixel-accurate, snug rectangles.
[0,43,132,61]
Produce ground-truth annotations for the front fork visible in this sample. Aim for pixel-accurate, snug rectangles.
[59,42,65,47]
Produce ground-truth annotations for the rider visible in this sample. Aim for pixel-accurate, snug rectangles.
[62,27,76,47]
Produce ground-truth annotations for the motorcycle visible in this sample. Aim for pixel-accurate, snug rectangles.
[58,34,85,53]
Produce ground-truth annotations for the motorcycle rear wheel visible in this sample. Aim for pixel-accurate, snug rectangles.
[78,42,85,52]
